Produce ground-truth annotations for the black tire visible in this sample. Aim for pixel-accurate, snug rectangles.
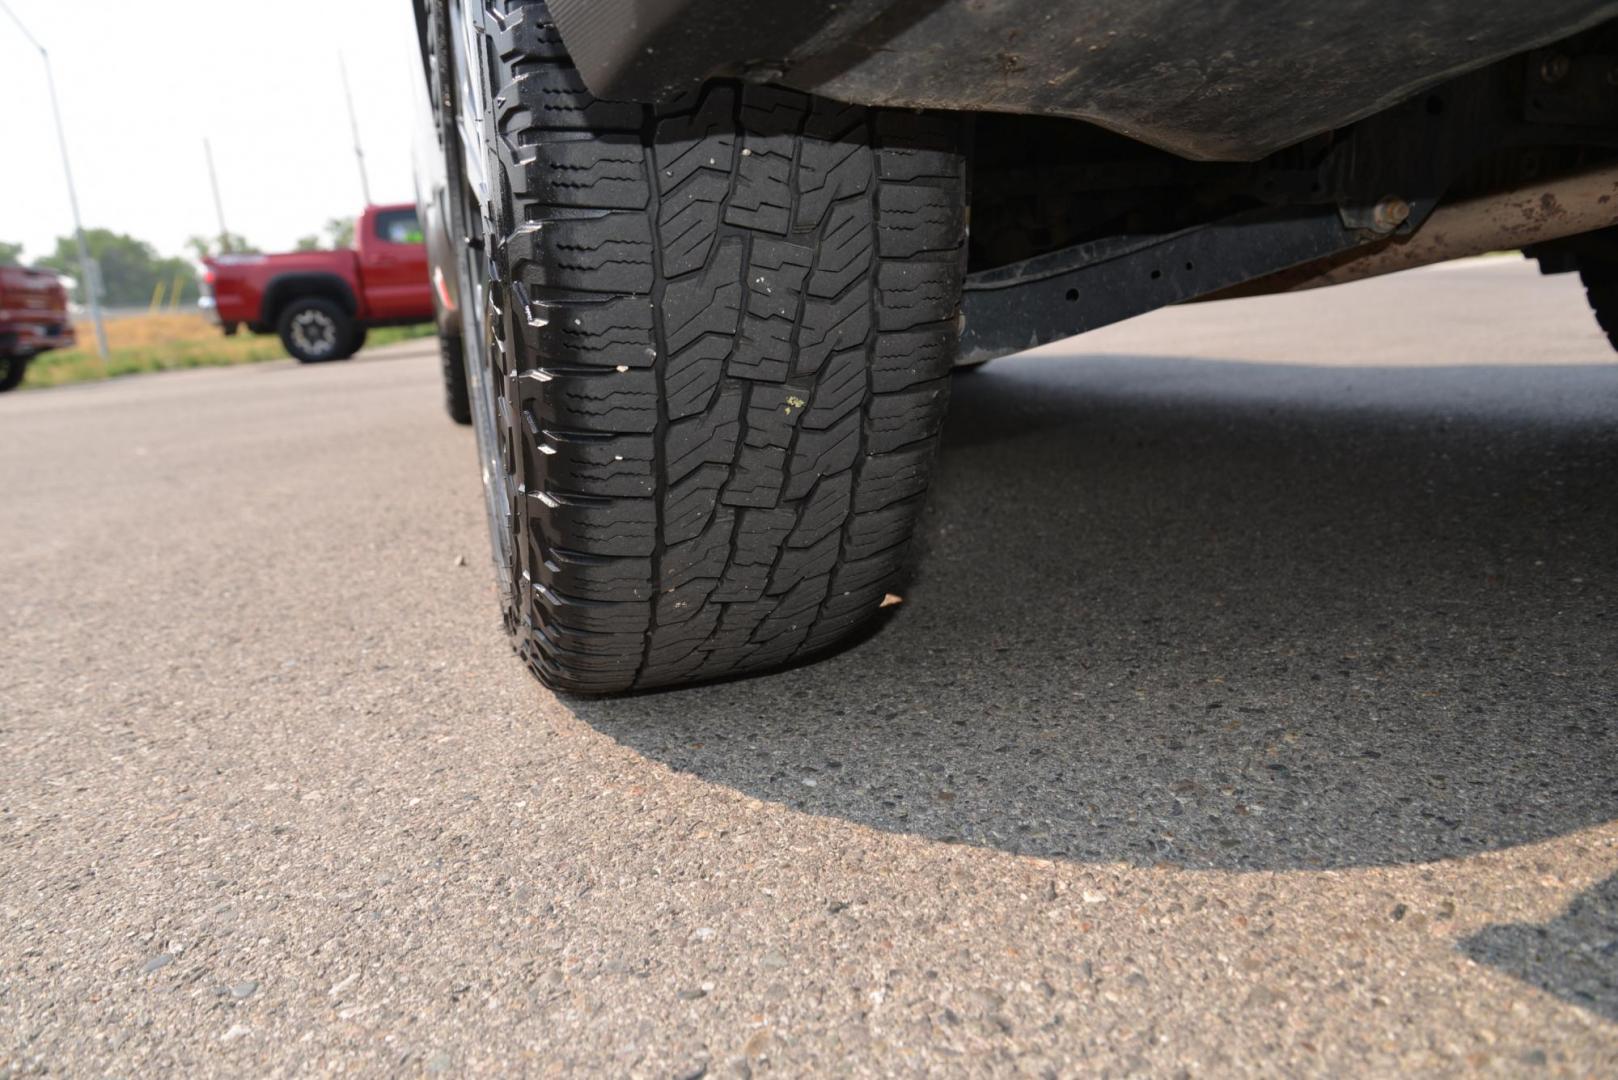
[344,324,369,358]
[1578,260,1618,351]
[449,0,965,693]
[0,354,28,393]
[440,332,471,424]
[277,297,353,363]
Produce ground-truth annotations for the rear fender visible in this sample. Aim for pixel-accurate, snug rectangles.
[260,273,359,326]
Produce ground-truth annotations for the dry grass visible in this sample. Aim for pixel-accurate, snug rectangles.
[21,313,433,389]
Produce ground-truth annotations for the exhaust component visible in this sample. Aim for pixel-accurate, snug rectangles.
[1249,163,1618,294]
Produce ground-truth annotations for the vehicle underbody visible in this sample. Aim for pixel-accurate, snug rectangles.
[532,2,1618,351]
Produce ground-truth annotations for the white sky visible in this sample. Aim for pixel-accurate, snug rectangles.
[0,0,423,263]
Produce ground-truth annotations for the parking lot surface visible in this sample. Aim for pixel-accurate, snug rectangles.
[3,258,1615,1075]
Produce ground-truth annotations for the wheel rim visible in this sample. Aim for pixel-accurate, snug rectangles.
[290,310,338,357]
[445,0,517,599]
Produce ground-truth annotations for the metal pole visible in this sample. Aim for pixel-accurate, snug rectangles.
[339,54,372,204]
[1,0,108,359]
[203,137,231,253]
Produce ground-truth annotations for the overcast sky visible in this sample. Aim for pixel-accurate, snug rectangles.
[0,0,423,263]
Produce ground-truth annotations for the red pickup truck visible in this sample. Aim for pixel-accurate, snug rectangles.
[0,265,75,392]
[203,204,434,363]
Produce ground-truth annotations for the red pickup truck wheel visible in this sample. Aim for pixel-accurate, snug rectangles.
[439,333,471,425]
[444,0,966,693]
[0,355,28,393]
[277,298,355,363]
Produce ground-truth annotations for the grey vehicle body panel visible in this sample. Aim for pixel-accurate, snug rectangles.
[410,0,461,336]
[548,0,1618,160]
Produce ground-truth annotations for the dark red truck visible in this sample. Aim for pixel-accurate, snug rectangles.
[0,265,75,392]
[203,204,434,363]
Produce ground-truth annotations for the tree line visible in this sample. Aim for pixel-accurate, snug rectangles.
[0,218,356,307]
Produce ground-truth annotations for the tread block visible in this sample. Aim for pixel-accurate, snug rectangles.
[720,387,810,508]
[529,368,659,433]
[532,545,652,603]
[664,335,728,419]
[871,329,953,391]
[800,348,864,430]
[532,582,652,634]
[517,139,649,210]
[873,113,962,179]
[504,65,645,132]
[853,446,934,512]
[725,89,806,234]
[711,507,795,601]
[732,238,813,381]
[666,384,744,483]
[512,212,654,293]
[797,106,872,226]
[752,576,826,642]
[819,582,887,623]
[495,6,571,62]
[876,262,957,330]
[845,498,921,561]
[767,531,840,595]
[831,545,908,595]
[654,581,720,627]
[654,87,737,190]
[646,601,722,656]
[538,431,656,498]
[664,506,736,585]
[658,171,731,277]
[530,617,646,666]
[796,288,872,378]
[806,201,874,298]
[524,292,656,366]
[528,491,657,557]
[878,184,964,257]
[702,602,771,654]
[780,412,859,501]
[663,236,744,353]
[786,472,852,548]
[868,380,949,452]
[663,463,728,544]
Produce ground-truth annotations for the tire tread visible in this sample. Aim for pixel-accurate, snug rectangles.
[478,0,963,691]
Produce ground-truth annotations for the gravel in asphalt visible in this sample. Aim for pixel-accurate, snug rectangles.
[2,259,1616,1076]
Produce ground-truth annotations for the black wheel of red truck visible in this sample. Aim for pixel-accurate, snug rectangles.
[439,331,471,425]
[0,355,28,393]
[277,297,352,363]
[443,0,966,693]
[344,325,369,358]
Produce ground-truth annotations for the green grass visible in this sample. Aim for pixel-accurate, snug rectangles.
[20,314,435,390]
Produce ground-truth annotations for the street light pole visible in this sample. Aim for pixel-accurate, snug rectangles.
[339,54,372,205]
[203,138,231,253]
[1,0,108,359]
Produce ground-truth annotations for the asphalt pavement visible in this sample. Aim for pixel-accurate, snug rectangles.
[3,257,1616,1076]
